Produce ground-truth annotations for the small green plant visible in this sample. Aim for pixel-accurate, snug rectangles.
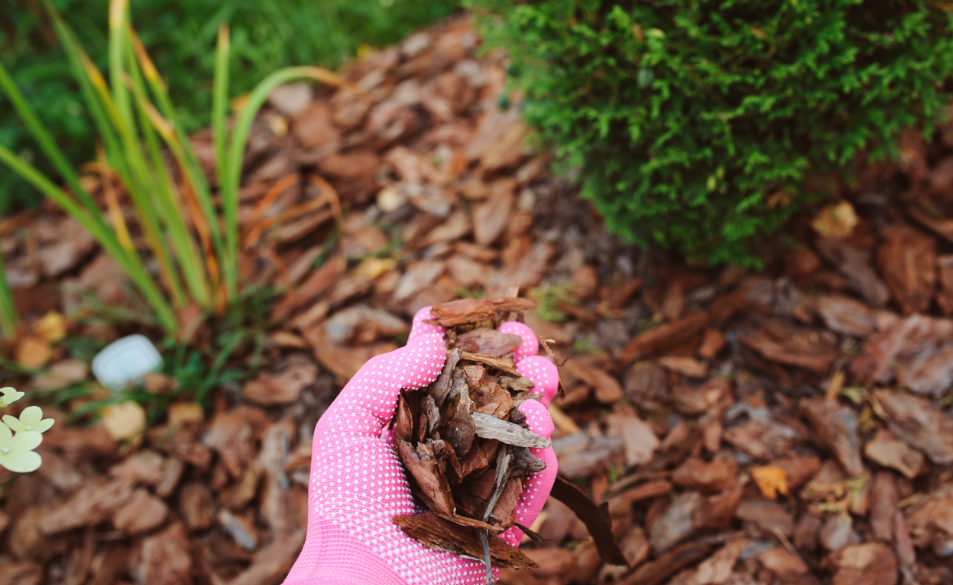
[530,284,580,323]
[470,0,953,265]
[0,0,349,335]
[570,337,600,354]
[0,387,54,473]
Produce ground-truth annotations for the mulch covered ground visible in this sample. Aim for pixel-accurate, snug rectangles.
[1,13,953,585]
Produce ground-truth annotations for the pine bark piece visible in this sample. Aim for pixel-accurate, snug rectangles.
[498,376,534,392]
[458,439,499,480]
[553,432,624,478]
[455,328,522,357]
[550,475,628,566]
[620,541,711,585]
[179,483,215,532]
[671,456,737,493]
[471,381,514,420]
[874,390,953,465]
[112,488,169,535]
[620,312,709,364]
[397,439,456,518]
[130,522,193,585]
[741,319,840,375]
[471,412,550,448]
[813,295,883,337]
[421,394,440,433]
[800,397,865,476]
[393,512,539,569]
[936,255,953,315]
[877,223,936,315]
[851,314,953,384]
[831,542,898,585]
[869,472,899,542]
[38,478,134,535]
[431,348,461,408]
[510,446,546,476]
[896,344,953,396]
[441,383,476,456]
[429,439,464,485]
[488,477,522,529]
[816,237,891,307]
[395,392,416,442]
[426,297,536,328]
[864,430,925,479]
[648,491,703,554]
[460,352,521,377]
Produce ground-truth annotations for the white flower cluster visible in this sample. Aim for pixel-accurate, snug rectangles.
[0,387,54,473]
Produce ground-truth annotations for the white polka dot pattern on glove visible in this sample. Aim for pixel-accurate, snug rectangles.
[284,307,559,585]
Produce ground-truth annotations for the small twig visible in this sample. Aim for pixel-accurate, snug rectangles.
[769,526,806,566]
[483,452,512,522]
[480,529,493,585]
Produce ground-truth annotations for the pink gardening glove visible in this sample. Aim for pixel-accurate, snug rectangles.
[283,307,559,585]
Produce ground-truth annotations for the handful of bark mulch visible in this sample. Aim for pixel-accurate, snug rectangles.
[391,298,626,583]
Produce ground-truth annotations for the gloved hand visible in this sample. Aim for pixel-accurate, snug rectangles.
[283,307,559,585]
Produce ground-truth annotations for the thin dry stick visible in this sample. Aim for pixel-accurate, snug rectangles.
[243,172,302,228]
[482,453,512,522]
[480,529,492,585]
[769,526,806,566]
[253,248,292,291]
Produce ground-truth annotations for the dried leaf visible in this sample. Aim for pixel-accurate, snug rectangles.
[751,466,789,500]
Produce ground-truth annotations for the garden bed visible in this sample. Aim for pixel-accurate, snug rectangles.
[1,13,953,585]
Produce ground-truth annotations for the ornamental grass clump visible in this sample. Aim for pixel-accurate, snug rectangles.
[0,0,350,334]
[469,0,953,265]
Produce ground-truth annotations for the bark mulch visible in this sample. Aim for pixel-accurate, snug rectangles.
[1,13,953,585]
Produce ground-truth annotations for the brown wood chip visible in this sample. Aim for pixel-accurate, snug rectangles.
[471,412,550,449]
[459,352,521,377]
[393,512,538,569]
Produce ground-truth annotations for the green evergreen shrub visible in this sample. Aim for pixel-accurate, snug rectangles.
[468,0,953,265]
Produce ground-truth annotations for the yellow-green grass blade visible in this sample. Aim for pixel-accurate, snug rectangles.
[0,61,102,219]
[42,1,186,307]
[108,0,134,133]
[0,144,178,334]
[124,38,211,306]
[130,27,226,284]
[45,5,125,164]
[221,65,351,297]
[123,64,212,308]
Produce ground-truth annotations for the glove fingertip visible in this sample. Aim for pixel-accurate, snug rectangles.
[409,306,445,340]
[401,331,446,389]
[500,321,539,362]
